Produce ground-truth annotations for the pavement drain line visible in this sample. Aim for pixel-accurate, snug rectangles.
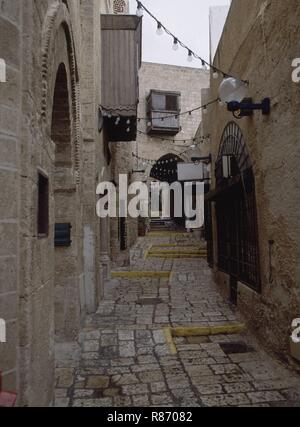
[164,324,247,355]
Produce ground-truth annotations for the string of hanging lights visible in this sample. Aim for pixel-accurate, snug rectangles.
[136,0,249,85]
[136,129,210,145]
[100,98,220,124]
[132,144,196,167]
[136,98,220,121]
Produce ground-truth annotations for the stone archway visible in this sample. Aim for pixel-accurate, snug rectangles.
[42,2,83,342]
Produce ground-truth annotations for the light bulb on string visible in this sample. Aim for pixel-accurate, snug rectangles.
[202,60,208,70]
[156,22,164,36]
[126,127,130,133]
[172,37,179,51]
[126,119,131,125]
[136,2,143,17]
[203,106,208,115]
[187,50,193,62]
[213,70,219,79]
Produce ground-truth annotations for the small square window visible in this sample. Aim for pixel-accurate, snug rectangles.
[38,172,49,237]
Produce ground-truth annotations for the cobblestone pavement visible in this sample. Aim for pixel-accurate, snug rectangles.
[55,234,300,407]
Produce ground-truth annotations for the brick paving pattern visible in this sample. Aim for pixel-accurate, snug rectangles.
[55,234,300,407]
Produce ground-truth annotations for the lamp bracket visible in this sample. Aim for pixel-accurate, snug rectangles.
[227,97,270,117]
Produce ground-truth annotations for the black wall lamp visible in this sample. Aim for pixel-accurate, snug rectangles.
[219,77,271,119]
[227,97,271,118]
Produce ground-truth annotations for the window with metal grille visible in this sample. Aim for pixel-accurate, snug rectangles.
[38,172,49,237]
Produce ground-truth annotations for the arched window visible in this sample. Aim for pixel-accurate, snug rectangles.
[215,122,261,292]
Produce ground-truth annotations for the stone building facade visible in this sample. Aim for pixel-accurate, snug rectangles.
[0,0,132,407]
[202,0,300,361]
[137,62,210,173]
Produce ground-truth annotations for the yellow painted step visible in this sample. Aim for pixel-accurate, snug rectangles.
[111,271,171,279]
[147,232,190,237]
[172,324,246,337]
[151,244,205,249]
[148,250,206,255]
[163,324,246,355]
[147,254,206,259]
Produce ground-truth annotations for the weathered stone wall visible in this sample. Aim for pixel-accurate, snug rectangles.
[0,0,114,407]
[110,141,136,267]
[137,62,209,171]
[202,0,300,359]
[0,0,22,397]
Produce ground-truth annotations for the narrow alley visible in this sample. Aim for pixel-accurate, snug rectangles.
[55,232,300,408]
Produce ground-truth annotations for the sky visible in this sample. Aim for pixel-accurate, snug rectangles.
[129,0,231,68]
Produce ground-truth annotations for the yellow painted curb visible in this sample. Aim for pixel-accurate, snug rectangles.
[148,250,206,255]
[147,232,190,237]
[111,271,171,279]
[164,323,247,355]
[152,244,204,249]
[164,327,178,355]
[163,323,246,355]
[171,324,246,337]
[147,254,206,259]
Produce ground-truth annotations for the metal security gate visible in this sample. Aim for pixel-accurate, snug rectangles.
[215,122,261,293]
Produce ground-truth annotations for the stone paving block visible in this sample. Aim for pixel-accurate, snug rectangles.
[86,376,110,389]
[119,341,136,357]
[83,340,99,352]
[150,382,167,393]
[101,335,118,347]
[223,382,254,394]
[73,398,112,407]
[239,361,284,381]
[247,391,286,404]
[153,330,166,344]
[201,393,250,407]
[112,374,139,386]
[138,370,164,383]
[73,389,94,398]
[114,396,132,407]
[132,394,150,406]
[118,330,135,341]
[210,364,242,375]
[197,384,223,395]
[122,383,149,396]
[151,393,174,405]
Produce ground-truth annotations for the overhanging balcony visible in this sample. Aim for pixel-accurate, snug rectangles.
[101,14,142,141]
[146,90,181,136]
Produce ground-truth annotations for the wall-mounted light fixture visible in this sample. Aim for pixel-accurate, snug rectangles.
[227,97,270,118]
[219,78,271,119]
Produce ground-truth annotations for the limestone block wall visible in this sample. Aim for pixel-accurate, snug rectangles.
[110,141,136,267]
[0,0,21,396]
[0,0,113,407]
[202,0,300,358]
